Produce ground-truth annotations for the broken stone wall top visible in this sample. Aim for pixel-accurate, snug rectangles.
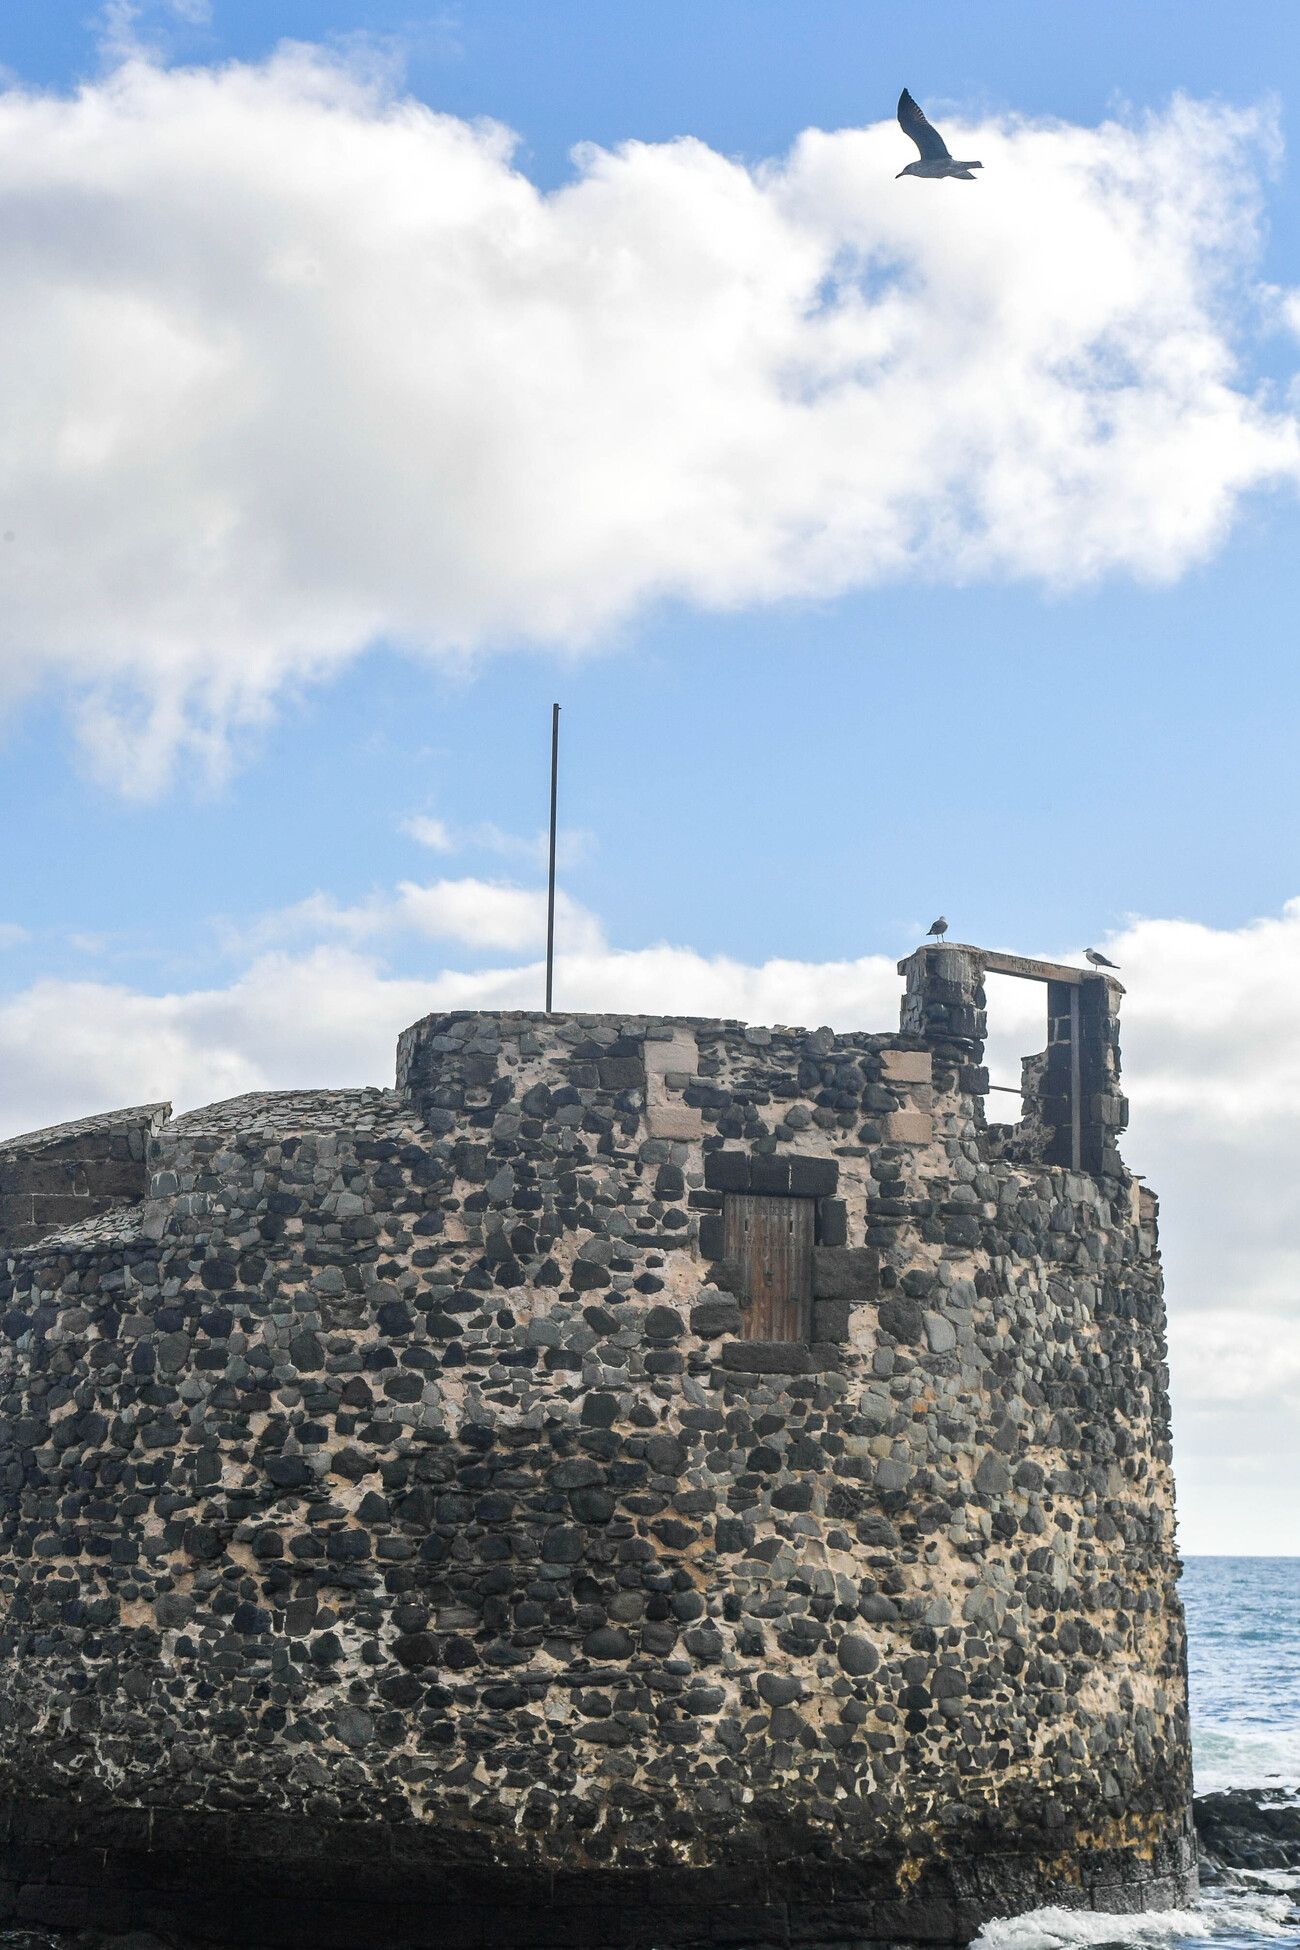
[0,1099,169,1252]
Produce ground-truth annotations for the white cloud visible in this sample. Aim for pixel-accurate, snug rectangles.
[402,814,594,869]
[1170,1310,1300,1408]
[235,874,605,955]
[400,814,454,852]
[6,891,1300,1550]
[0,950,409,1127]
[393,877,604,953]
[0,923,29,949]
[0,50,1294,788]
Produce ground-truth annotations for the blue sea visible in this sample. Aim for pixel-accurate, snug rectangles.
[973,1557,1300,1950]
[1185,1559,1300,1800]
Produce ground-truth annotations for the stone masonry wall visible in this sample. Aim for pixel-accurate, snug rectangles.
[0,969,1193,1949]
[0,1104,170,1252]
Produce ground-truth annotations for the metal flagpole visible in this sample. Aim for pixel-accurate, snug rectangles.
[545,704,560,1014]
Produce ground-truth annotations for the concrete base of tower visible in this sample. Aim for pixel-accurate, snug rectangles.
[0,1795,1197,1950]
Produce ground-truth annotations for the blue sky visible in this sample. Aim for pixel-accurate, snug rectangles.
[0,0,1298,988]
[9,2,1300,201]
[2,1,1300,1550]
[6,544,1300,991]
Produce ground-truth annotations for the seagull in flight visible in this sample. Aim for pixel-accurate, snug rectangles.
[927,916,948,940]
[1084,947,1120,970]
[896,89,983,181]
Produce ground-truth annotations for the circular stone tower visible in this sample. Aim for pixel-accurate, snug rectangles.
[0,946,1194,1947]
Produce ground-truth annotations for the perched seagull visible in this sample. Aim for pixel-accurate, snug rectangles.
[1084,947,1120,970]
[927,916,948,940]
[896,89,983,181]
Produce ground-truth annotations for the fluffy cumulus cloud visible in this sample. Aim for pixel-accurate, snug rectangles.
[5,883,1300,1547]
[0,48,1296,787]
[231,875,608,956]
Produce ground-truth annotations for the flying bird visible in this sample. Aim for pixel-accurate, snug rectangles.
[927,916,948,939]
[896,89,983,181]
[1084,948,1120,970]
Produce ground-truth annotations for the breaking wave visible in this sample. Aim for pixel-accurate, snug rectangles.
[971,1891,1297,1950]
[1195,1726,1300,1799]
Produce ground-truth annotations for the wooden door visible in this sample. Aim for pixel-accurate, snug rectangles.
[724,1193,814,1341]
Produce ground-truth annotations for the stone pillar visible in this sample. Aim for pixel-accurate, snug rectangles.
[1035,980,1077,1168]
[897,944,987,1094]
[1080,973,1128,1176]
[1032,975,1126,1175]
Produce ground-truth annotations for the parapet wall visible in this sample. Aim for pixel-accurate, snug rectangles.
[0,1102,169,1251]
[0,952,1193,1949]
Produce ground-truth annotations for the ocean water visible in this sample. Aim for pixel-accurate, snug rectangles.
[973,1556,1300,1950]
[1186,1559,1300,1799]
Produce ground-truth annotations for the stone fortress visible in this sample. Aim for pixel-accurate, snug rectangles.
[0,943,1194,1948]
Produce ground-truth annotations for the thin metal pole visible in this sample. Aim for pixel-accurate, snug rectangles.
[545,704,560,1013]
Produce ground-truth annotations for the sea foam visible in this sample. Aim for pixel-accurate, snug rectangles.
[970,1891,1297,1950]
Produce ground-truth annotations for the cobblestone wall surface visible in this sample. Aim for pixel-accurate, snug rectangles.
[0,968,1193,1948]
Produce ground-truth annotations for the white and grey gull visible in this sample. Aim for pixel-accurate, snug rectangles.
[896,89,982,181]
[1085,948,1120,970]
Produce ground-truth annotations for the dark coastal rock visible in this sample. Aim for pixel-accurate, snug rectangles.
[1196,1788,1300,1873]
